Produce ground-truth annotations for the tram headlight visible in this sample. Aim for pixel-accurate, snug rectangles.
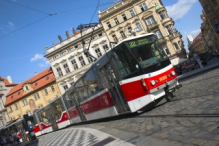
[171,71,176,76]
[150,80,155,86]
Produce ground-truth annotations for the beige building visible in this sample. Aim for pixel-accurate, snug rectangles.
[199,0,219,51]
[0,76,17,128]
[44,24,111,94]
[98,0,186,59]
[5,68,61,121]
[189,33,205,55]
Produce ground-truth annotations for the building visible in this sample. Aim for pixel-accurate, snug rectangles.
[188,33,205,55]
[187,35,194,47]
[98,0,186,59]
[199,0,219,51]
[0,76,17,128]
[5,68,61,121]
[44,24,111,94]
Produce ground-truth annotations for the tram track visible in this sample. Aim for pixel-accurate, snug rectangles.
[137,113,219,118]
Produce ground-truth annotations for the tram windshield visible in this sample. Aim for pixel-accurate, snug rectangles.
[113,34,168,79]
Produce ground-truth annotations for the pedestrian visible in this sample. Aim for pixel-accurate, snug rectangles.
[193,52,203,68]
[9,134,15,146]
[0,137,6,146]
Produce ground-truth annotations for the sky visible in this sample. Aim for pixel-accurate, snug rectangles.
[0,0,203,83]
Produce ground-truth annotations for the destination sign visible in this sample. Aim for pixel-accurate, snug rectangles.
[127,35,155,48]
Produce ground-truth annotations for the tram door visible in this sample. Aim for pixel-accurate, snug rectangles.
[45,107,59,131]
[17,123,27,142]
[99,63,130,113]
[72,93,87,122]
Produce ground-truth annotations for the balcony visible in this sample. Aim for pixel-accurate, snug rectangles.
[147,22,159,31]
[169,32,182,40]
[158,37,167,44]
[162,17,174,25]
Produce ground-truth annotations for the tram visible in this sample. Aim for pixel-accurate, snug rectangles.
[1,33,182,138]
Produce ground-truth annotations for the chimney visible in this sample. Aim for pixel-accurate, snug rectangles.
[34,72,37,75]
[7,76,12,84]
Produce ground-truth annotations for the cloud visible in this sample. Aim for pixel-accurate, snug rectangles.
[7,22,15,29]
[31,53,44,62]
[166,0,198,21]
[190,29,201,37]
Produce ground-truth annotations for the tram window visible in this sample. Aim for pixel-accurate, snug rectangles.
[39,111,49,124]
[64,94,75,109]
[51,99,64,120]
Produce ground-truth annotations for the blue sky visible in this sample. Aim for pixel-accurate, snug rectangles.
[0,0,203,83]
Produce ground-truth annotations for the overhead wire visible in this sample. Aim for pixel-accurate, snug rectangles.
[6,0,50,15]
[0,1,115,40]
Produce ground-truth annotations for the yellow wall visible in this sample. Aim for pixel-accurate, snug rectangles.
[6,82,61,121]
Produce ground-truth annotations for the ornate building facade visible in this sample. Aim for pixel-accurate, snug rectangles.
[188,33,205,55]
[5,68,61,121]
[44,24,111,94]
[0,76,17,128]
[98,0,186,59]
[199,0,219,52]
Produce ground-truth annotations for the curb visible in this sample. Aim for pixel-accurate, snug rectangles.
[178,63,219,81]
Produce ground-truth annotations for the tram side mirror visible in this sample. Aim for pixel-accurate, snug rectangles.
[112,51,119,61]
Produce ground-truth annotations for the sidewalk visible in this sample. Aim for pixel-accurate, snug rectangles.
[178,58,219,80]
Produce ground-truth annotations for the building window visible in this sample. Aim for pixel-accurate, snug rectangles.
[102,44,109,52]
[59,52,63,56]
[128,27,132,33]
[155,30,163,39]
[91,36,95,40]
[146,17,155,25]
[56,67,63,77]
[78,56,86,67]
[162,45,170,55]
[11,117,15,120]
[63,63,70,74]
[18,115,21,119]
[71,59,78,70]
[107,22,112,28]
[52,56,56,60]
[22,99,28,106]
[74,45,78,49]
[46,76,49,80]
[95,48,102,58]
[9,107,12,112]
[120,31,126,39]
[63,85,68,91]
[136,23,142,31]
[87,56,93,63]
[122,14,127,21]
[35,82,37,86]
[11,95,13,99]
[34,93,40,100]
[140,3,148,12]
[67,48,71,52]
[14,104,18,110]
[166,25,175,34]
[114,18,119,25]
[130,10,135,17]
[206,4,211,12]
[70,82,74,86]
[174,43,180,50]
[18,92,20,95]
[98,33,102,37]
[159,11,168,19]
[112,35,118,42]
[44,89,48,95]
[51,85,55,92]
[24,85,29,91]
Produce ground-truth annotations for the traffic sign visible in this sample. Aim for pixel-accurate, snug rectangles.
[215,23,219,31]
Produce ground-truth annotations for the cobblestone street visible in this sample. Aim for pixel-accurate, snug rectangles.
[80,68,219,146]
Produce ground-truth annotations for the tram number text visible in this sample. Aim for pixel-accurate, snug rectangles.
[159,75,167,82]
[128,41,136,48]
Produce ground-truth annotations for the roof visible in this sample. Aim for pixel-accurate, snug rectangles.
[191,33,202,46]
[0,76,17,86]
[5,67,55,106]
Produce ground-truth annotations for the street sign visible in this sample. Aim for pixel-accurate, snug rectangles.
[215,23,219,31]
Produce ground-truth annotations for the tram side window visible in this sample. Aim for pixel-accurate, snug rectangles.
[63,94,75,109]
[113,44,138,78]
[39,110,49,124]
[83,67,104,97]
[51,98,65,120]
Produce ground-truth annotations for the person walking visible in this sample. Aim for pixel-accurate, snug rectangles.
[193,52,203,68]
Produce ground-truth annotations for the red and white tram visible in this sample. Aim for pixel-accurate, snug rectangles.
[61,33,181,124]
[1,33,181,139]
